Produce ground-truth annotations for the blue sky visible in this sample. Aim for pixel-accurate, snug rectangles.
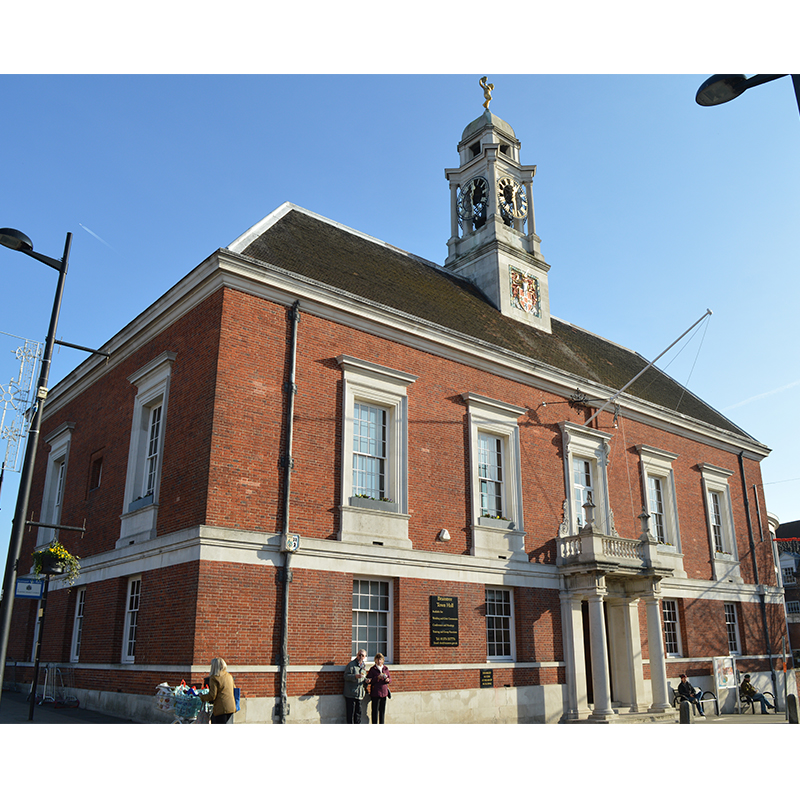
[1,72,798,577]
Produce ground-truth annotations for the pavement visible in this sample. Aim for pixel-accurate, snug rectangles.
[1,686,795,724]
[677,709,791,724]
[0,688,136,724]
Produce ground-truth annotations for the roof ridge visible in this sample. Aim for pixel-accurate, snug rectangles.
[230,202,445,273]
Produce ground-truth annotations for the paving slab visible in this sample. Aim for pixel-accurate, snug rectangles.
[0,688,135,724]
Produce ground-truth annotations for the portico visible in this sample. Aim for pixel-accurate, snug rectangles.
[558,515,675,722]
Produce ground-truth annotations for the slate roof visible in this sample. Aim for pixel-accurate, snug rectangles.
[776,520,800,539]
[240,208,753,440]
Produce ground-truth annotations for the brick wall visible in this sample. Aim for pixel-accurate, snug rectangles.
[7,285,776,710]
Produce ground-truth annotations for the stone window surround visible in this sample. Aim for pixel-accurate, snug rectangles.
[463,393,525,528]
[118,351,176,546]
[351,577,393,662]
[486,585,516,662]
[724,601,741,655]
[636,444,682,550]
[337,355,416,548]
[463,392,526,561]
[559,422,614,538]
[699,462,742,583]
[661,598,682,657]
[38,421,75,547]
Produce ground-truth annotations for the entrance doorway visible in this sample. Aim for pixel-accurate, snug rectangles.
[581,600,614,706]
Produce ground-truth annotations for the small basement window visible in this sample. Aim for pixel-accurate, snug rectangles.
[89,455,103,491]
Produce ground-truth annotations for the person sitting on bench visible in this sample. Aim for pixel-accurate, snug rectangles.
[677,673,705,716]
[740,674,775,714]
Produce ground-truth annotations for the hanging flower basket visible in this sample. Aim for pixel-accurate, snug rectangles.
[32,541,81,585]
[39,551,64,574]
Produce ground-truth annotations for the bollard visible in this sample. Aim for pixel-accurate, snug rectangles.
[788,694,798,724]
[679,700,693,724]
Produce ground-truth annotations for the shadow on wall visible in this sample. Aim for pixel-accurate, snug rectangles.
[296,666,349,723]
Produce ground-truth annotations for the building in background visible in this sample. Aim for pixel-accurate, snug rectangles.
[4,97,791,723]
[775,519,800,665]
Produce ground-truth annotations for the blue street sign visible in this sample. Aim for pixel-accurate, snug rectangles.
[15,578,45,599]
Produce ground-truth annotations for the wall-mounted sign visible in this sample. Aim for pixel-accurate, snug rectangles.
[15,578,44,599]
[282,533,300,553]
[429,595,459,647]
[480,669,494,688]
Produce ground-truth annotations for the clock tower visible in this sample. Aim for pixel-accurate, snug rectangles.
[445,81,552,334]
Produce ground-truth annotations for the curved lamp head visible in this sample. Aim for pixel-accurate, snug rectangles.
[0,228,34,252]
[695,74,748,106]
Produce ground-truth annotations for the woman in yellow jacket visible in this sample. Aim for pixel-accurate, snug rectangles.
[206,657,236,724]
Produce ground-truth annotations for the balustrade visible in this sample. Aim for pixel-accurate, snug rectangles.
[559,528,649,569]
[602,536,642,560]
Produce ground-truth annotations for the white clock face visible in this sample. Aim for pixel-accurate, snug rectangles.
[497,176,528,222]
[457,177,489,231]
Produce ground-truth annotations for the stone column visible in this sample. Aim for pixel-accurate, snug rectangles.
[485,146,499,222]
[644,595,672,711]
[560,592,589,720]
[524,179,536,237]
[621,598,650,712]
[586,594,615,718]
[449,182,459,241]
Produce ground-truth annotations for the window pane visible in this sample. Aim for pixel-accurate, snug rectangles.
[662,599,680,656]
[352,579,389,658]
[486,588,512,659]
[648,476,666,543]
[125,579,141,660]
[72,588,86,661]
[710,491,724,551]
[724,603,740,654]
[145,404,162,496]
[574,459,593,527]
[352,403,387,498]
[478,434,503,517]
[54,460,66,518]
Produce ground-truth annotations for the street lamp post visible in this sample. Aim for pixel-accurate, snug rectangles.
[696,76,795,702]
[696,74,800,115]
[0,228,71,708]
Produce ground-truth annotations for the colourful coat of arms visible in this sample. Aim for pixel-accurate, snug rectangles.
[509,268,540,317]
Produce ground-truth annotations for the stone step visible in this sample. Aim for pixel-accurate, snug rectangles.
[564,708,679,724]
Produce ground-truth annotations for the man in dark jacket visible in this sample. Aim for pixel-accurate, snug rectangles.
[740,674,775,714]
[343,649,368,724]
[677,673,705,716]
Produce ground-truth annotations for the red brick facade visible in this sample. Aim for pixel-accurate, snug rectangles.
[5,210,788,723]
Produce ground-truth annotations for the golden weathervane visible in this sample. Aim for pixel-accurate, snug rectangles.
[479,76,494,110]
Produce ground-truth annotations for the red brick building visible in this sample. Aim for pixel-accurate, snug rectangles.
[775,519,800,666]
[5,107,791,722]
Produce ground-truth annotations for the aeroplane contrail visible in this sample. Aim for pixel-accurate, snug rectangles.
[723,378,800,412]
[79,223,116,252]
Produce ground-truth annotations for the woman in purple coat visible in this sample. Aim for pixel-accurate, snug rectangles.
[366,653,391,724]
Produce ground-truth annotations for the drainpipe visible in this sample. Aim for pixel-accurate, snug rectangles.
[278,301,300,724]
[738,452,775,694]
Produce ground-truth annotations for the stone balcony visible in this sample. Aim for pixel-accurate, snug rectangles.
[557,523,674,580]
